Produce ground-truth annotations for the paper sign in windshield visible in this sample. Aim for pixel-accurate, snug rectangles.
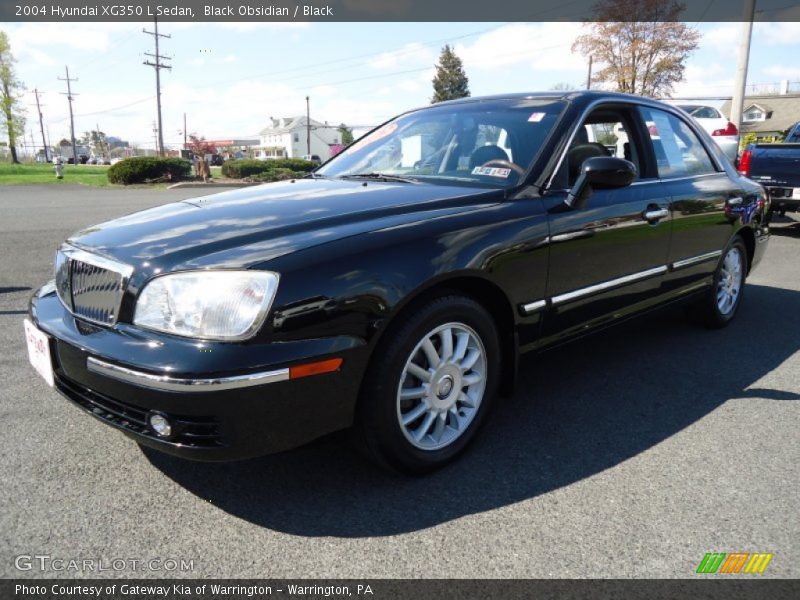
[345,122,398,154]
[528,112,546,122]
[472,166,511,178]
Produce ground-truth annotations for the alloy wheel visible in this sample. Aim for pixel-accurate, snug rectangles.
[396,322,487,451]
[717,247,743,315]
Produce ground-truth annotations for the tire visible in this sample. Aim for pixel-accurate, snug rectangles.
[686,236,748,329]
[355,295,501,474]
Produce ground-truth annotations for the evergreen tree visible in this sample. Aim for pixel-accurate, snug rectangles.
[431,45,470,104]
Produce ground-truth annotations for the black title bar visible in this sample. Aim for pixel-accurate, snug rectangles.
[2,0,800,22]
[4,579,800,600]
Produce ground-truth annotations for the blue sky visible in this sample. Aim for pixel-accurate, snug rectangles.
[3,19,800,149]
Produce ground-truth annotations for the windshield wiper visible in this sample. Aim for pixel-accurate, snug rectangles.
[338,172,420,184]
[304,172,329,179]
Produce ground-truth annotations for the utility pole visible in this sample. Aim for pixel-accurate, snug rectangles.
[586,55,593,90]
[143,17,171,156]
[34,88,48,161]
[730,0,756,132]
[183,112,187,150]
[306,95,311,156]
[57,66,78,164]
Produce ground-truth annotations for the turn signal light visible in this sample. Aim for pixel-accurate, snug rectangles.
[712,121,739,137]
[289,358,343,379]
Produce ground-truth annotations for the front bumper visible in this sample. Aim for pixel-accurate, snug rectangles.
[30,287,369,461]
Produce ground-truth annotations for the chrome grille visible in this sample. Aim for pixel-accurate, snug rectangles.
[54,245,133,326]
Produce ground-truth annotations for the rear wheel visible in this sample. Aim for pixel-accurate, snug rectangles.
[355,295,500,473]
[686,236,747,328]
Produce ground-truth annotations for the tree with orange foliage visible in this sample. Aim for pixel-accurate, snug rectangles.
[572,0,700,98]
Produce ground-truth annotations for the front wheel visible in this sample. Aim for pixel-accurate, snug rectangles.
[686,236,748,328]
[355,295,500,473]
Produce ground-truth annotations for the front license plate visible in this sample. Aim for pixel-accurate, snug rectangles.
[24,319,54,387]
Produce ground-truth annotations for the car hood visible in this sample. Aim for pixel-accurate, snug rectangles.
[67,178,502,272]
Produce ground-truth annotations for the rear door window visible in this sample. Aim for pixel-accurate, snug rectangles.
[640,108,717,178]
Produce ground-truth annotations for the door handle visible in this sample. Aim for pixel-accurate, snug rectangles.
[643,207,669,222]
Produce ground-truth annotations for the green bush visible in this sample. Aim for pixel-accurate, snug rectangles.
[107,157,191,185]
[221,158,316,179]
[246,169,307,183]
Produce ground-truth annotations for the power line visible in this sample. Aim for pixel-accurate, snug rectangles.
[57,65,79,163]
[143,17,171,156]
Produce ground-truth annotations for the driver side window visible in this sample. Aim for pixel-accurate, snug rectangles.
[566,109,643,186]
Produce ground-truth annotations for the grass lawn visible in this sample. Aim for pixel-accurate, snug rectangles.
[0,162,111,187]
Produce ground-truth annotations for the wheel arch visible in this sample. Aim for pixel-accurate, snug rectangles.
[736,225,756,274]
[366,272,519,397]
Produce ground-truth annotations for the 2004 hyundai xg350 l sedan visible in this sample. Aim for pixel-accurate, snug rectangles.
[25,91,770,473]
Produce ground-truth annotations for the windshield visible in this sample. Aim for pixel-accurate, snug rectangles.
[318,98,566,188]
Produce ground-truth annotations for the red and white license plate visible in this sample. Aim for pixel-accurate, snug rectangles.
[24,319,54,387]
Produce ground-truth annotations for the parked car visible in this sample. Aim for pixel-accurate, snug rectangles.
[677,104,740,163]
[303,154,322,165]
[25,91,769,473]
[738,121,800,217]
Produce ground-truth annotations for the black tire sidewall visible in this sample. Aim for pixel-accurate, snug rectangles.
[358,295,501,473]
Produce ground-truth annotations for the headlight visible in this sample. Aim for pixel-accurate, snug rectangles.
[133,270,279,340]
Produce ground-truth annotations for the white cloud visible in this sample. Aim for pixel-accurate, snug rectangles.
[755,22,800,45]
[7,22,137,52]
[455,23,585,72]
[763,65,800,80]
[673,63,734,98]
[367,42,435,70]
[310,84,338,98]
[701,24,740,55]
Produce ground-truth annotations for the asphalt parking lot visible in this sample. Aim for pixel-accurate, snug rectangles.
[1,184,798,579]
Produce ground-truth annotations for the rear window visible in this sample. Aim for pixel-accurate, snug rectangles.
[679,105,721,119]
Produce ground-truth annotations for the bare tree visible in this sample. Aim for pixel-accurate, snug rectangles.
[572,0,700,98]
[0,31,26,163]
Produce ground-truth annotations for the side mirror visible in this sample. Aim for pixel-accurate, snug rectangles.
[566,156,637,209]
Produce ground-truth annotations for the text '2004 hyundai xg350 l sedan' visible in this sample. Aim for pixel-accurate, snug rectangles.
[25,91,770,473]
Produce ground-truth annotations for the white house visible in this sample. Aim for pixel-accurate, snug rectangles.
[257,116,341,160]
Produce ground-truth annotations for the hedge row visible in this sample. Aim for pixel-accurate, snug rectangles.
[107,157,192,185]
[221,158,316,179]
[246,169,309,183]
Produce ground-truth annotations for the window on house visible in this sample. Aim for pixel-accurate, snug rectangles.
[743,110,764,122]
[294,134,299,143]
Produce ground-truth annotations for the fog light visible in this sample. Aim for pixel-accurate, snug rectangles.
[148,413,172,438]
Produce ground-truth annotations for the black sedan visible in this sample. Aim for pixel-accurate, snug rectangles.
[25,91,770,473]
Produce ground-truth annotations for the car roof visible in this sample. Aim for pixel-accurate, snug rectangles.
[403,90,675,116]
